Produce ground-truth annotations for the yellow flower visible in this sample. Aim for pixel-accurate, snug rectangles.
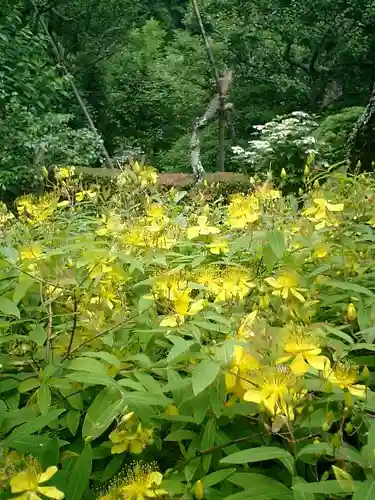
[195,267,221,296]
[277,324,329,375]
[254,182,281,201]
[55,166,75,180]
[236,310,258,340]
[109,413,154,454]
[10,464,64,500]
[160,290,206,327]
[314,244,329,259]
[187,215,220,240]
[138,166,158,186]
[227,194,260,229]
[324,360,366,398]
[207,236,229,255]
[146,204,166,221]
[153,275,188,301]
[225,345,260,399]
[98,462,167,500]
[216,268,256,302]
[265,272,305,302]
[303,198,344,230]
[244,365,304,420]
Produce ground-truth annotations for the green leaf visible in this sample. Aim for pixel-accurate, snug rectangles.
[297,443,333,462]
[82,351,121,367]
[164,430,197,441]
[18,378,40,393]
[350,343,375,352]
[125,391,170,407]
[221,446,294,474]
[66,410,81,436]
[292,480,359,494]
[201,468,236,487]
[192,360,220,396]
[352,481,375,500]
[4,410,64,447]
[323,279,374,297]
[65,444,92,500]
[224,473,293,499]
[82,387,125,440]
[29,325,47,346]
[134,372,164,394]
[184,456,201,482]
[293,477,316,500]
[66,372,118,387]
[202,417,216,473]
[13,278,34,304]
[38,384,51,415]
[268,230,285,259]
[68,357,108,375]
[0,296,20,318]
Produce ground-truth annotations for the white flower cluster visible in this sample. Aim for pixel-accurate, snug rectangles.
[232,111,320,175]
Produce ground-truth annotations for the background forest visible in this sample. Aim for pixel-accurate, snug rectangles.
[3,0,375,197]
[4,3,375,500]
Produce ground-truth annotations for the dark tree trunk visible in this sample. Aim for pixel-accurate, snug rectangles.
[348,83,375,170]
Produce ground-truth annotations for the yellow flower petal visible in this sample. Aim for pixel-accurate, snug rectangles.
[305,354,329,372]
[265,277,282,289]
[290,353,309,375]
[111,442,129,454]
[187,227,201,239]
[290,288,305,303]
[160,315,179,327]
[348,384,367,398]
[148,472,163,486]
[130,440,143,454]
[37,486,65,500]
[243,389,262,404]
[10,471,38,493]
[38,466,58,484]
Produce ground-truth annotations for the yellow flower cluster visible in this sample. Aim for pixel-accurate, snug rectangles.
[227,194,260,228]
[225,313,367,421]
[98,462,167,500]
[109,412,154,455]
[8,459,64,500]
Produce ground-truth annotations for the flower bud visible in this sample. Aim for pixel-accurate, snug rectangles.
[347,302,357,322]
[280,168,287,179]
[303,164,310,177]
[258,294,270,309]
[194,480,204,500]
[313,179,319,189]
[345,422,353,433]
[322,422,330,432]
[362,365,370,379]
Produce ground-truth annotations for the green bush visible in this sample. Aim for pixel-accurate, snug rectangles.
[315,107,365,164]
[1,166,375,499]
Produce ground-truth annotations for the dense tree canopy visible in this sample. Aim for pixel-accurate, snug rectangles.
[2,0,375,189]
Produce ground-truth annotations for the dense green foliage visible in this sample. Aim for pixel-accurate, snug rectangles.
[2,0,375,191]
[1,168,375,499]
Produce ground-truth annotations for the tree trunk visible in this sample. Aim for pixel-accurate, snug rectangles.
[348,83,375,170]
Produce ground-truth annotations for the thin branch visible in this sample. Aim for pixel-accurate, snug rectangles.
[66,295,79,357]
[46,299,53,362]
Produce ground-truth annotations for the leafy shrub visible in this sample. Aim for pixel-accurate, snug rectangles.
[1,166,375,499]
[232,111,320,190]
[315,107,365,164]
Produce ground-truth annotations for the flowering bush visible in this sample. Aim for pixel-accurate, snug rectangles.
[1,165,375,499]
[232,111,321,190]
